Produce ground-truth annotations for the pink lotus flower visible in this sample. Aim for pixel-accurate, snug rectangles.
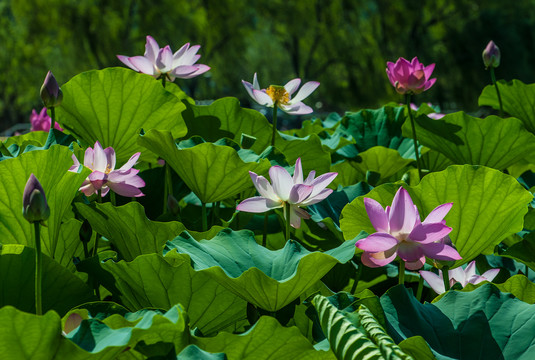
[117,35,210,81]
[70,141,145,197]
[386,57,436,95]
[30,108,63,132]
[356,187,461,270]
[242,73,320,115]
[236,158,336,228]
[420,261,500,294]
[482,40,501,69]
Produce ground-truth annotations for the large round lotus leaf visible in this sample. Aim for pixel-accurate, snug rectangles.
[340,165,532,267]
[138,129,271,203]
[193,316,334,360]
[94,252,247,336]
[56,67,188,163]
[164,228,359,312]
[381,284,535,359]
[0,244,95,316]
[401,111,535,170]
[479,79,535,133]
[0,145,90,269]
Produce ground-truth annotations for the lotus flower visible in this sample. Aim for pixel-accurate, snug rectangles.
[420,261,500,294]
[236,158,337,228]
[40,71,63,108]
[355,187,461,270]
[117,35,210,81]
[30,108,63,132]
[409,103,445,120]
[242,73,320,115]
[22,174,50,224]
[386,57,436,95]
[70,141,145,197]
[482,40,501,69]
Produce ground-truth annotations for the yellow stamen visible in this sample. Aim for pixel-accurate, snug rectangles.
[266,85,290,105]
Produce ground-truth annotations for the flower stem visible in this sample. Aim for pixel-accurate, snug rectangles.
[110,191,116,206]
[398,261,405,285]
[34,222,42,315]
[163,163,172,214]
[161,76,166,89]
[285,203,291,241]
[406,94,423,181]
[50,107,56,133]
[442,266,450,292]
[202,202,208,232]
[490,67,504,117]
[416,275,424,302]
[262,212,269,247]
[93,191,102,257]
[271,104,278,148]
[350,261,363,294]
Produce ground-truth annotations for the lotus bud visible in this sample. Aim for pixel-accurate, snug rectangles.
[40,71,63,108]
[22,174,50,223]
[482,41,501,69]
[167,194,180,216]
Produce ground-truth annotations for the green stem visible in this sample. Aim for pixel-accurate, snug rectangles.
[34,222,42,315]
[399,261,405,285]
[163,163,171,214]
[262,212,269,247]
[110,191,116,206]
[350,261,363,294]
[490,67,504,117]
[161,76,166,89]
[50,107,56,132]
[202,202,207,232]
[93,192,102,257]
[271,104,278,148]
[416,275,424,302]
[442,266,450,292]
[285,203,291,241]
[406,94,423,181]
[82,240,89,260]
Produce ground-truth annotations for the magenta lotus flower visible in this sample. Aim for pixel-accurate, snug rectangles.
[420,261,500,294]
[355,187,461,270]
[386,57,436,95]
[117,35,210,81]
[482,40,501,69]
[236,158,337,228]
[70,141,145,197]
[242,73,320,115]
[30,108,63,132]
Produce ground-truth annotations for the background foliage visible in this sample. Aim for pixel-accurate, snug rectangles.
[1,0,535,132]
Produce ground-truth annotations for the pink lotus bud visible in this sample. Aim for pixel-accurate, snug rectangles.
[22,174,50,223]
[40,71,63,108]
[482,41,501,69]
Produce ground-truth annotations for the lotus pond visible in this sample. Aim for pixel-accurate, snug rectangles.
[1,38,535,360]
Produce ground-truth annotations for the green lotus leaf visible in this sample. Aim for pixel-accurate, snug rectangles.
[0,145,90,269]
[3,131,47,150]
[193,316,334,360]
[0,244,95,316]
[340,165,532,267]
[66,304,189,357]
[177,345,227,360]
[164,228,358,311]
[308,294,413,359]
[381,283,535,359]
[0,306,97,359]
[284,118,355,153]
[333,106,415,159]
[94,252,246,336]
[420,147,454,172]
[497,231,535,271]
[56,67,188,163]
[347,146,413,185]
[401,111,535,170]
[75,202,186,261]
[138,129,271,203]
[479,79,535,133]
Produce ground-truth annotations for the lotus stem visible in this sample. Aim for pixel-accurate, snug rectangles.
[202,202,208,232]
[161,76,166,89]
[490,67,504,117]
[262,212,268,247]
[399,261,405,285]
[163,163,172,214]
[34,222,42,315]
[350,261,363,294]
[416,275,424,302]
[406,94,423,181]
[110,191,116,206]
[285,203,291,241]
[271,104,278,148]
[50,107,56,134]
[442,266,450,292]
